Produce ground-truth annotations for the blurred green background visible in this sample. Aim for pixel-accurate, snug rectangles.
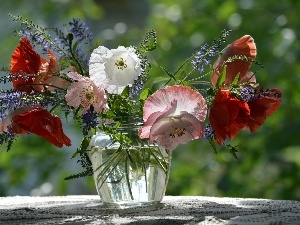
[0,0,299,200]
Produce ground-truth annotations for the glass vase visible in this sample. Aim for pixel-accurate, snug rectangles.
[89,119,172,208]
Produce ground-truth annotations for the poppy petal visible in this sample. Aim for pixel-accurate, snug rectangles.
[142,85,207,122]
[209,90,250,145]
[12,107,71,148]
[11,38,41,74]
[247,88,282,133]
[10,38,41,92]
[212,35,257,86]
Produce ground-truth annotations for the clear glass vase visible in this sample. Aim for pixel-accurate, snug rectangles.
[89,119,172,208]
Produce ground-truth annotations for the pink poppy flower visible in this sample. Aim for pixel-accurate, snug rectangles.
[65,72,107,113]
[139,85,207,150]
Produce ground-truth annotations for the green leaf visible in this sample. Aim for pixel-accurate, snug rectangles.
[208,139,218,154]
[225,144,239,159]
[232,73,240,86]
[140,88,149,100]
[161,66,176,81]
[72,39,80,55]
[145,75,170,87]
[105,110,116,119]
[64,169,93,180]
[81,137,91,149]
[139,30,157,53]
[216,65,227,88]
[180,80,191,87]
[178,70,187,80]
[207,87,216,96]
[73,136,91,158]
[121,86,130,98]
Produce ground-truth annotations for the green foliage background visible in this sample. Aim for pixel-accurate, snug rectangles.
[0,0,299,200]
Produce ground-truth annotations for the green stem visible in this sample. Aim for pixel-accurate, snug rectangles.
[95,148,123,177]
[142,147,148,193]
[9,14,70,57]
[97,150,126,189]
[68,40,85,76]
[125,149,134,164]
[148,147,169,174]
[125,156,134,200]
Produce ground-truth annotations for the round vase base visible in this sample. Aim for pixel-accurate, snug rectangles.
[101,200,162,208]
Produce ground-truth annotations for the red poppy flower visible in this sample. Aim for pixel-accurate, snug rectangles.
[209,88,282,146]
[209,90,250,146]
[211,35,257,86]
[10,38,63,93]
[247,88,282,133]
[10,38,41,93]
[11,106,71,148]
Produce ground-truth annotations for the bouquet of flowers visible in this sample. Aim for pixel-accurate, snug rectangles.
[0,15,282,180]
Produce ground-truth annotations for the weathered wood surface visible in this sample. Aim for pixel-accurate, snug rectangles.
[0,195,299,224]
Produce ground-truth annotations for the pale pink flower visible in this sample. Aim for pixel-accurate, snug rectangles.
[65,72,106,113]
[139,85,207,150]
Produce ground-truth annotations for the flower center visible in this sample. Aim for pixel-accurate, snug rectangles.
[115,57,127,70]
[80,85,95,106]
[170,127,186,138]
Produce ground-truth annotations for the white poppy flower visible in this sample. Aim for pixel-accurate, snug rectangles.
[89,46,142,94]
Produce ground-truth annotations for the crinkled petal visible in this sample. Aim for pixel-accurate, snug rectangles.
[10,38,62,93]
[65,82,85,108]
[211,35,257,86]
[138,111,165,139]
[65,72,106,113]
[139,99,176,140]
[140,85,207,149]
[34,50,66,91]
[89,45,141,94]
[148,100,177,143]
[247,88,282,133]
[209,90,250,145]
[12,106,71,148]
[143,85,207,122]
[46,50,60,75]
[10,38,41,93]
[150,113,204,150]
[10,38,41,75]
